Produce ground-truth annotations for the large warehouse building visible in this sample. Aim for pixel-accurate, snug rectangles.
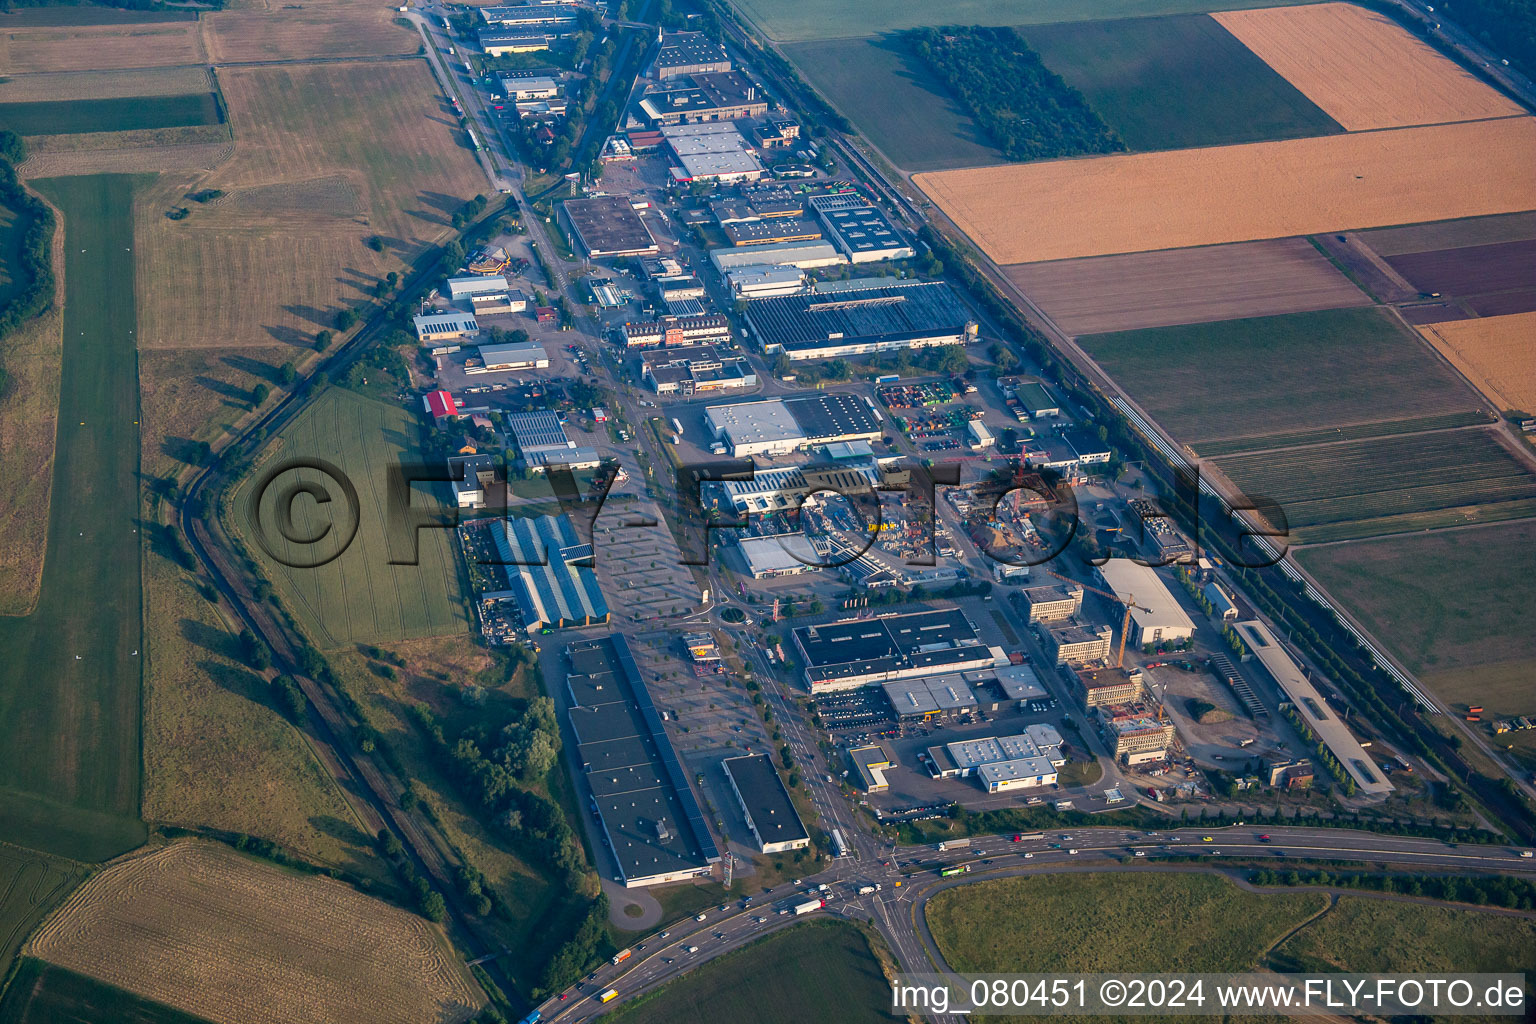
[710,240,845,272]
[721,754,809,854]
[566,637,721,887]
[1096,559,1196,648]
[489,515,609,632]
[790,607,998,693]
[744,282,977,361]
[703,393,881,457]
[806,193,914,263]
[561,195,660,258]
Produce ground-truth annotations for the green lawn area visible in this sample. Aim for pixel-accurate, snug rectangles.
[1078,306,1488,453]
[784,35,1004,172]
[929,873,1326,974]
[727,0,1310,42]
[0,848,87,987]
[233,387,468,649]
[1021,15,1341,151]
[0,174,149,863]
[0,959,213,1024]
[1274,896,1536,975]
[1296,519,1536,717]
[1215,428,1536,544]
[0,94,223,137]
[604,921,897,1024]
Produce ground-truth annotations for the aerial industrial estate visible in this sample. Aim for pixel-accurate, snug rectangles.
[0,0,1534,1021]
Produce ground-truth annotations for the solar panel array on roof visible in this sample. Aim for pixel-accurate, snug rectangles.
[505,410,570,451]
[744,282,971,353]
[783,393,881,441]
[793,607,986,682]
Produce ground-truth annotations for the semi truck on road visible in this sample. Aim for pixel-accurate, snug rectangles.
[793,899,825,916]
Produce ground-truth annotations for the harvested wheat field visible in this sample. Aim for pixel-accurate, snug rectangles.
[0,21,204,73]
[0,66,212,104]
[136,61,483,348]
[203,2,418,62]
[916,117,1536,264]
[27,841,483,1024]
[1006,238,1369,335]
[1213,3,1522,131]
[1419,312,1536,414]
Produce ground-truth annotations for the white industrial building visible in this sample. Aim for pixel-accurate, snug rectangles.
[1095,559,1196,648]
[710,240,845,272]
[447,275,510,300]
[725,264,806,298]
[471,341,549,372]
[736,533,824,578]
[937,732,1060,792]
[704,401,804,457]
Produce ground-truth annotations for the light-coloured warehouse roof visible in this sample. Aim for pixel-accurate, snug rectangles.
[1096,559,1196,635]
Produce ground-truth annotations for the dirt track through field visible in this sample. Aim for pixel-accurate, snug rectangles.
[1005,238,1369,335]
[28,842,481,1024]
[1214,3,1522,130]
[1419,312,1536,414]
[915,117,1536,264]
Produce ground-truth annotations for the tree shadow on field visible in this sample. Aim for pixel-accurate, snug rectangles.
[222,353,281,383]
[283,303,336,329]
[199,658,281,712]
[419,190,464,220]
[308,814,371,850]
[182,617,243,662]
[195,373,255,407]
[261,323,316,347]
[335,265,380,295]
[869,31,1002,156]
[162,434,209,467]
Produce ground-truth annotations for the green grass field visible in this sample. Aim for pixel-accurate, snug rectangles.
[729,0,1309,42]
[1274,896,1536,975]
[0,175,148,863]
[1296,520,1536,716]
[0,846,87,986]
[1216,428,1536,544]
[784,35,1004,171]
[0,94,222,137]
[234,387,467,650]
[1021,15,1342,151]
[929,873,1326,974]
[1078,307,1489,453]
[0,959,212,1024]
[929,874,1530,1023]
[603,921,895,1024]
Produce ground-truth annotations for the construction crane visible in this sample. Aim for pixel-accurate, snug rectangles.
[1042,568,1147,669]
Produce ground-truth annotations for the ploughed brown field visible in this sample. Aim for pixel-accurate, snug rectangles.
[1385,238,1536,316]
[1005,237,1369,335]
[915,117,1536,264]
[1419,312,1536,414]
[26,841,482,1024]
[1213,2,1523,131]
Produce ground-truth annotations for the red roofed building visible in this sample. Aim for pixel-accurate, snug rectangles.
[535,306,559,323]
[423,390,461,420]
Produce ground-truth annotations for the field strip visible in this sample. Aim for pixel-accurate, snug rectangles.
[1419,312,1536,414]
[1212,3,1523,131]
[1004,238,1370,335]
[0,67,212,103]
[915,117,1536,264]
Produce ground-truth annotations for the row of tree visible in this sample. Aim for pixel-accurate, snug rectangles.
[1249,865,1536,910]
[907,27,1124,162]
[0,132,57,396]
